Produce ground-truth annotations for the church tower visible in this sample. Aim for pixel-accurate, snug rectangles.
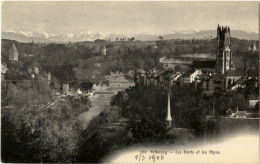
[216,25,232,74]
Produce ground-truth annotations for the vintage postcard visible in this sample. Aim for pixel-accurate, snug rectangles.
[1,1,259,163]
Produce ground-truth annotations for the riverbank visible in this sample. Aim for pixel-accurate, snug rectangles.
[78,94,114,129]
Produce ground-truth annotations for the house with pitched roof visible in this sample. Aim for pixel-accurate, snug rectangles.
[225,69,244,88]
[181,69,202,84]
[202,73,224,92]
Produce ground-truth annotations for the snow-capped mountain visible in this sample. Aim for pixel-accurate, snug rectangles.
[2,29,258,43]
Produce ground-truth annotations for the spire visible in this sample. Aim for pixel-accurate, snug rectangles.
[165,90,172,127]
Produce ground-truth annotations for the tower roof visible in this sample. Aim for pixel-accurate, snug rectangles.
[10,44,18,51]
[166,92,172,121]
[218,25,231,33]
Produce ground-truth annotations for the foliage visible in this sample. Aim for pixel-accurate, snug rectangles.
[76,106,124,163]
[111,84,226,139]
[1,82,90,162]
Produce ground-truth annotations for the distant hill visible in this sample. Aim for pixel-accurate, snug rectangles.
[2,29,258,43]
[162,30,258,41]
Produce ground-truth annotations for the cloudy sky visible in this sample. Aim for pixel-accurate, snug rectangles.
[2,1,259,34]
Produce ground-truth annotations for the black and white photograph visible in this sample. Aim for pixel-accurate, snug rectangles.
[1,1,259,163]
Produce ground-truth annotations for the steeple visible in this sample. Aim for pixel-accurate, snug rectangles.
[165,88,173,128]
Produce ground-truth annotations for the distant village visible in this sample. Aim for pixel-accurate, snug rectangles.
[2,25,259,122]
[134,25,259,127]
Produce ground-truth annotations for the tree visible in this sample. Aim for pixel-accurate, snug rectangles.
[1,82,90,162]
[159,36,164,40]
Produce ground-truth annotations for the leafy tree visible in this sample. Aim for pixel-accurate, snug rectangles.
[159,36,164,40]
[1,82,90,162]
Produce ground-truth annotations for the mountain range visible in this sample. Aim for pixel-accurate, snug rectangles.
[2,29,258,43]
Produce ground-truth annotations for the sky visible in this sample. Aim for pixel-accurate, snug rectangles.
[1,1,259,34]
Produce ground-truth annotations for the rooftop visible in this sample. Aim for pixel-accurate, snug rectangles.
[235,77,245,85]
[196,74,207,80]
[192,60,216,69]
[211,73,224,81]
[226,69,244,77]
[249,94,259,100]
[247,69,259,78]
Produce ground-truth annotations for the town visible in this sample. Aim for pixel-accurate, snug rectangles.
[1,1,259,163]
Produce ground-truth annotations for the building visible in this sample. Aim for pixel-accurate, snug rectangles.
[94,63,102,68]
[251,41,258,53]
[249,94,259,108]
[209,73,224,91]
[1,62,8,80]
[216,25,232,74]
[192,60,216,73]
[173,64,183,73]
[202,73,224,93]
[225,69,244,88]
[246,68,259,79]
[160,57,192,71]
[170,73,182,86]
[46,72,51,85]
[230,77,246,91]
[47,72,51,81]
[9,44,19,61]
[27,63,40,75]
[63,84,69,95]
[106,73,135,91]
[234,111,247,118]
[77,88,83,96]
[1,62,8,75]
[101,46,107,56]
[181,69,202,84]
